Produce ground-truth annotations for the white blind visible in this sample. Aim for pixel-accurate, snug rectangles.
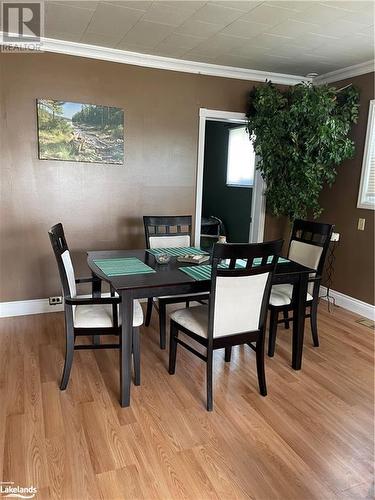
[365,138,375,200]
[358,100,375,209]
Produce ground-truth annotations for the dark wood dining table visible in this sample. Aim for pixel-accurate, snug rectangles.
[87,249,313,407]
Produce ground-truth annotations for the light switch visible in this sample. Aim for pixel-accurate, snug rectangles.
[358,218,366,231]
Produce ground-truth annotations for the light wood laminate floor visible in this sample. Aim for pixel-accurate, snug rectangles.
[0,304,373,499]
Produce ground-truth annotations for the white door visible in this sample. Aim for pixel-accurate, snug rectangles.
[194,108,266,246]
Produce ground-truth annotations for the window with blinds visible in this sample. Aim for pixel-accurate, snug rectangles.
[358,100,375,210]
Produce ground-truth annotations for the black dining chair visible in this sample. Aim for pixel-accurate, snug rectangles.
[168,239,283,411]
[143,215,209,349]
[49,223,143,390]
[268,219,334,357]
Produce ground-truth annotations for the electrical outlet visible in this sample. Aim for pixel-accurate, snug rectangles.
[49,296,63,305]
[357,218,366,231]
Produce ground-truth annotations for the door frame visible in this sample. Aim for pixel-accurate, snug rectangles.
[194,108,266,246]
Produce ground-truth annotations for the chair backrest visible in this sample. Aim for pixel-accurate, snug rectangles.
[143,215,192,249]
[288,220,334,276]
[48,223,77,298]
[208,240,283,339]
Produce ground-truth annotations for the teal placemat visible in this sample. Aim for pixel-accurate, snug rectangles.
[146,246,209,257]
[180,264,212,281]
[180,257,289,281]
[93,258,156,277]
[180,261,245,281]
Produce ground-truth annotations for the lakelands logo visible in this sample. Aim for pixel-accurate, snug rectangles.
[1,1,44,52]
[0,482,37,499]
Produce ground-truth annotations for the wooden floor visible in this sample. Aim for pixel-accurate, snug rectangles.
[0,303,373,500]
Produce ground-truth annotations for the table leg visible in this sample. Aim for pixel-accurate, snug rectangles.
[91,274,101,296]
[92,273,102,345]
[292,273,308,370]
[120,291,133,407]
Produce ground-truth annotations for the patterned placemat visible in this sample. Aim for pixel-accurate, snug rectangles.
[93,258,156,277]
[180,257,289,281]
[146,246,209,257]
[179,264,213,281]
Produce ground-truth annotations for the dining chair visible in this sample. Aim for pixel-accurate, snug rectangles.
[268,219,334,357]
[143,215,209,350]
[49,223,143,390]
[168,239,283,411]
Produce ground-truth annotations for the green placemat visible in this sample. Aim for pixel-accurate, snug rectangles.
[180,261,245,281]
[278,257,289,264]
[93,258,155,277]
[253,256,289,265]
[146,246,209,257]
[180,264,212,281]
[180,257,289,281]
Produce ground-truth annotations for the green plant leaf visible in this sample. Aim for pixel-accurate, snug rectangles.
[246,82,360,220]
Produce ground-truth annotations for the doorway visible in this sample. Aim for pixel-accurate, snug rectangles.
[194,108,265,247]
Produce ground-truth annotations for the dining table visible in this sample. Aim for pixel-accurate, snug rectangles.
[87,248,313,407]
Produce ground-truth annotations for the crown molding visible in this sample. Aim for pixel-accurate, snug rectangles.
[314,60,375,85]
[0,33,310,86]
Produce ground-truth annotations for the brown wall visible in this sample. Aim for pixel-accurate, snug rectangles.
[1,53,373,305]
[0,52,281,302]
[317,72,374,305]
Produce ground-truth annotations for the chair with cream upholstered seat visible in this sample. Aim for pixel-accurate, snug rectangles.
[143,215,209,350]
[168,239,283,411]
[49,223,143,390]
[268,219,333,357]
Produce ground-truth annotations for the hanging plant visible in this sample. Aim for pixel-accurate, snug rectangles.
[246,81,360,220]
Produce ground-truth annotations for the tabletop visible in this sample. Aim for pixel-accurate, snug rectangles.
[87,249,313,297]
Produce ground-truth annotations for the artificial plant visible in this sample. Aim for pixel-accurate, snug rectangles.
[246,81,360,220]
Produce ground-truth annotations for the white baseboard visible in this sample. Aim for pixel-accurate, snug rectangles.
[0,298,64,318]
[0,296,148,319]
[0,291,373,321]
[320,287,375,321]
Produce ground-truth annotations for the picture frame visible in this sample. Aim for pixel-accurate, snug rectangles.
[36,99,124,164]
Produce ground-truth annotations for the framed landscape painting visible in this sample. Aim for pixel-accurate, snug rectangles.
[37,99,124,164]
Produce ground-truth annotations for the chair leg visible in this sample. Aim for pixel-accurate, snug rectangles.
[206,349,213,411]
[168,321,178,374]
[310,300,319,347]
[268,308,278,357]
[60,323,74,390]
[256,330,267,396]
[92,277,102,346]
[185,300,190,308]
[158,300,167,350]
[224,346,232,362]
[283,308,290,329]
[132,327,141,386]
[111,286,118,328]
[145,297,153,327]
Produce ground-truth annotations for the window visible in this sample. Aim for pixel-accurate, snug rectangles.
[226,126,255,188]
[358,100,375,210]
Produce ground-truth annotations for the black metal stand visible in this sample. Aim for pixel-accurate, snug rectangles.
[320,240,338,312]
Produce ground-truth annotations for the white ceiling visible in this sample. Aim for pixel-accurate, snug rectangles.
[44,0,374,76]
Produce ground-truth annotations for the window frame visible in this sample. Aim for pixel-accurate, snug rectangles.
[226,126,255,189]
[357,99,375,210]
